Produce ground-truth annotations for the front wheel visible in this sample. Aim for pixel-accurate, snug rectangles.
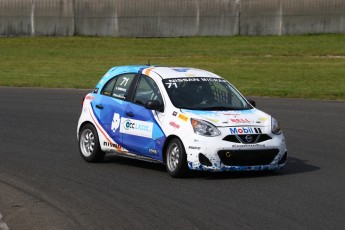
[165,138,188,178]
[79,124,105,162]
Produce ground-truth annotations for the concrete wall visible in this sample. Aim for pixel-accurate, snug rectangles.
[74,0,239,37]
[240,0,345,35]
[1,0,344,37]
[0,0,74,36]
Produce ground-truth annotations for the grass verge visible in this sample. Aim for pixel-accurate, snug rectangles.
[0,35,344,100]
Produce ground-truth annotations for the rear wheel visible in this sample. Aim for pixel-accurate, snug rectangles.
[79,124,105,162]
[165,138,188,178]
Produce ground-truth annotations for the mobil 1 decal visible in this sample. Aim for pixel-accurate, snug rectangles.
[229,127,262,135]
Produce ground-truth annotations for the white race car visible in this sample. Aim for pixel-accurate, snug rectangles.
[77,66,287,177]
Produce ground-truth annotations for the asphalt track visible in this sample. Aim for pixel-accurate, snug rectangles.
[0,87,344,230]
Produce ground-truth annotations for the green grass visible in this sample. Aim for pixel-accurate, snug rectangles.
[0,35,345,100]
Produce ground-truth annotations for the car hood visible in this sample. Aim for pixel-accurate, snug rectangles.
[181,109,271,127]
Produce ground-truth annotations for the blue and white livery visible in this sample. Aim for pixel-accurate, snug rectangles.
[77,66,287,177]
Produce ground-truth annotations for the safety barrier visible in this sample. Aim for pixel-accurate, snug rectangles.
[1,0,344,37]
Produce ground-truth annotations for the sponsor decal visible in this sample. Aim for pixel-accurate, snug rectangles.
[115,87,126,92]
[229,127,262,134]
[149,149,158,155]
[188,146,201,150]
[111,113,121,132]
[103,141,122,149]
[113,93,125,99]
[178,113,189,122]
[224,112,241,116]
[231,144,266,148]
[85,95,94,101]
[169,121,180,129]
[120,118,153,138]
[200,78,227,83]
[256,117,268,124]
[164,78,227,88]
[167,78,200,83]
[230,118,253,123]
[205,118,219,123]
[166,78,225,83]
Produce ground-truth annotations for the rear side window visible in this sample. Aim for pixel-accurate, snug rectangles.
[101,73,135,100]
[101,78,116,96]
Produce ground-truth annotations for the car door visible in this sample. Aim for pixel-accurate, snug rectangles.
[121,74,165,160]
[92,73,136,148]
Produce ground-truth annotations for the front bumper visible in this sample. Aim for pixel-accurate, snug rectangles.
[184,130,287,172]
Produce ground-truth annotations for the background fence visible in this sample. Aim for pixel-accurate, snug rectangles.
[1,0,344,37]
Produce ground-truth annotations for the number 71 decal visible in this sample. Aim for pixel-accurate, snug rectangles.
[165,82,178,88]
[120,77,129,86]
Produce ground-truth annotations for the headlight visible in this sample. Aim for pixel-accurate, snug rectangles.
[191,118,221,136]
[271,117,281,135]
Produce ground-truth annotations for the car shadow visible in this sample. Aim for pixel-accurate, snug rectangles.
[100,155,320,179]
[101,155,167,172]
[190,157,320,180]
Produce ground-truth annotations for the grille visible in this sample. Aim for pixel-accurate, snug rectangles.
[223,135,241,143]
[218,149,279,166]
[222,134,272,144]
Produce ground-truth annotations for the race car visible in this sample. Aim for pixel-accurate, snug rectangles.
[77,65,287,177]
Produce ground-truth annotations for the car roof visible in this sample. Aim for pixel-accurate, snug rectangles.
[104,65,221,79]
[143,66,220,79]
[96,65,222,89]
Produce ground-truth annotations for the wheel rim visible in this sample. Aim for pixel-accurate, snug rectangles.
[167,143,180,172]
[80,129,95,157]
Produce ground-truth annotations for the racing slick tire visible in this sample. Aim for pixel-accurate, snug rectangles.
[79,124,105,162]
[165,137,188,178]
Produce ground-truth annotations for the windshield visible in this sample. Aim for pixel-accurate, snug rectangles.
[163,77,252,110]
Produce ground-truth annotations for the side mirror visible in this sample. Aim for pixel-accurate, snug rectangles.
[145,100,164,112]
[248,99,256,108]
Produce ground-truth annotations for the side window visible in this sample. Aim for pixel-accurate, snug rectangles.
[101,73,135,99]
[112,74,135,99]
[133,76,163,106]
